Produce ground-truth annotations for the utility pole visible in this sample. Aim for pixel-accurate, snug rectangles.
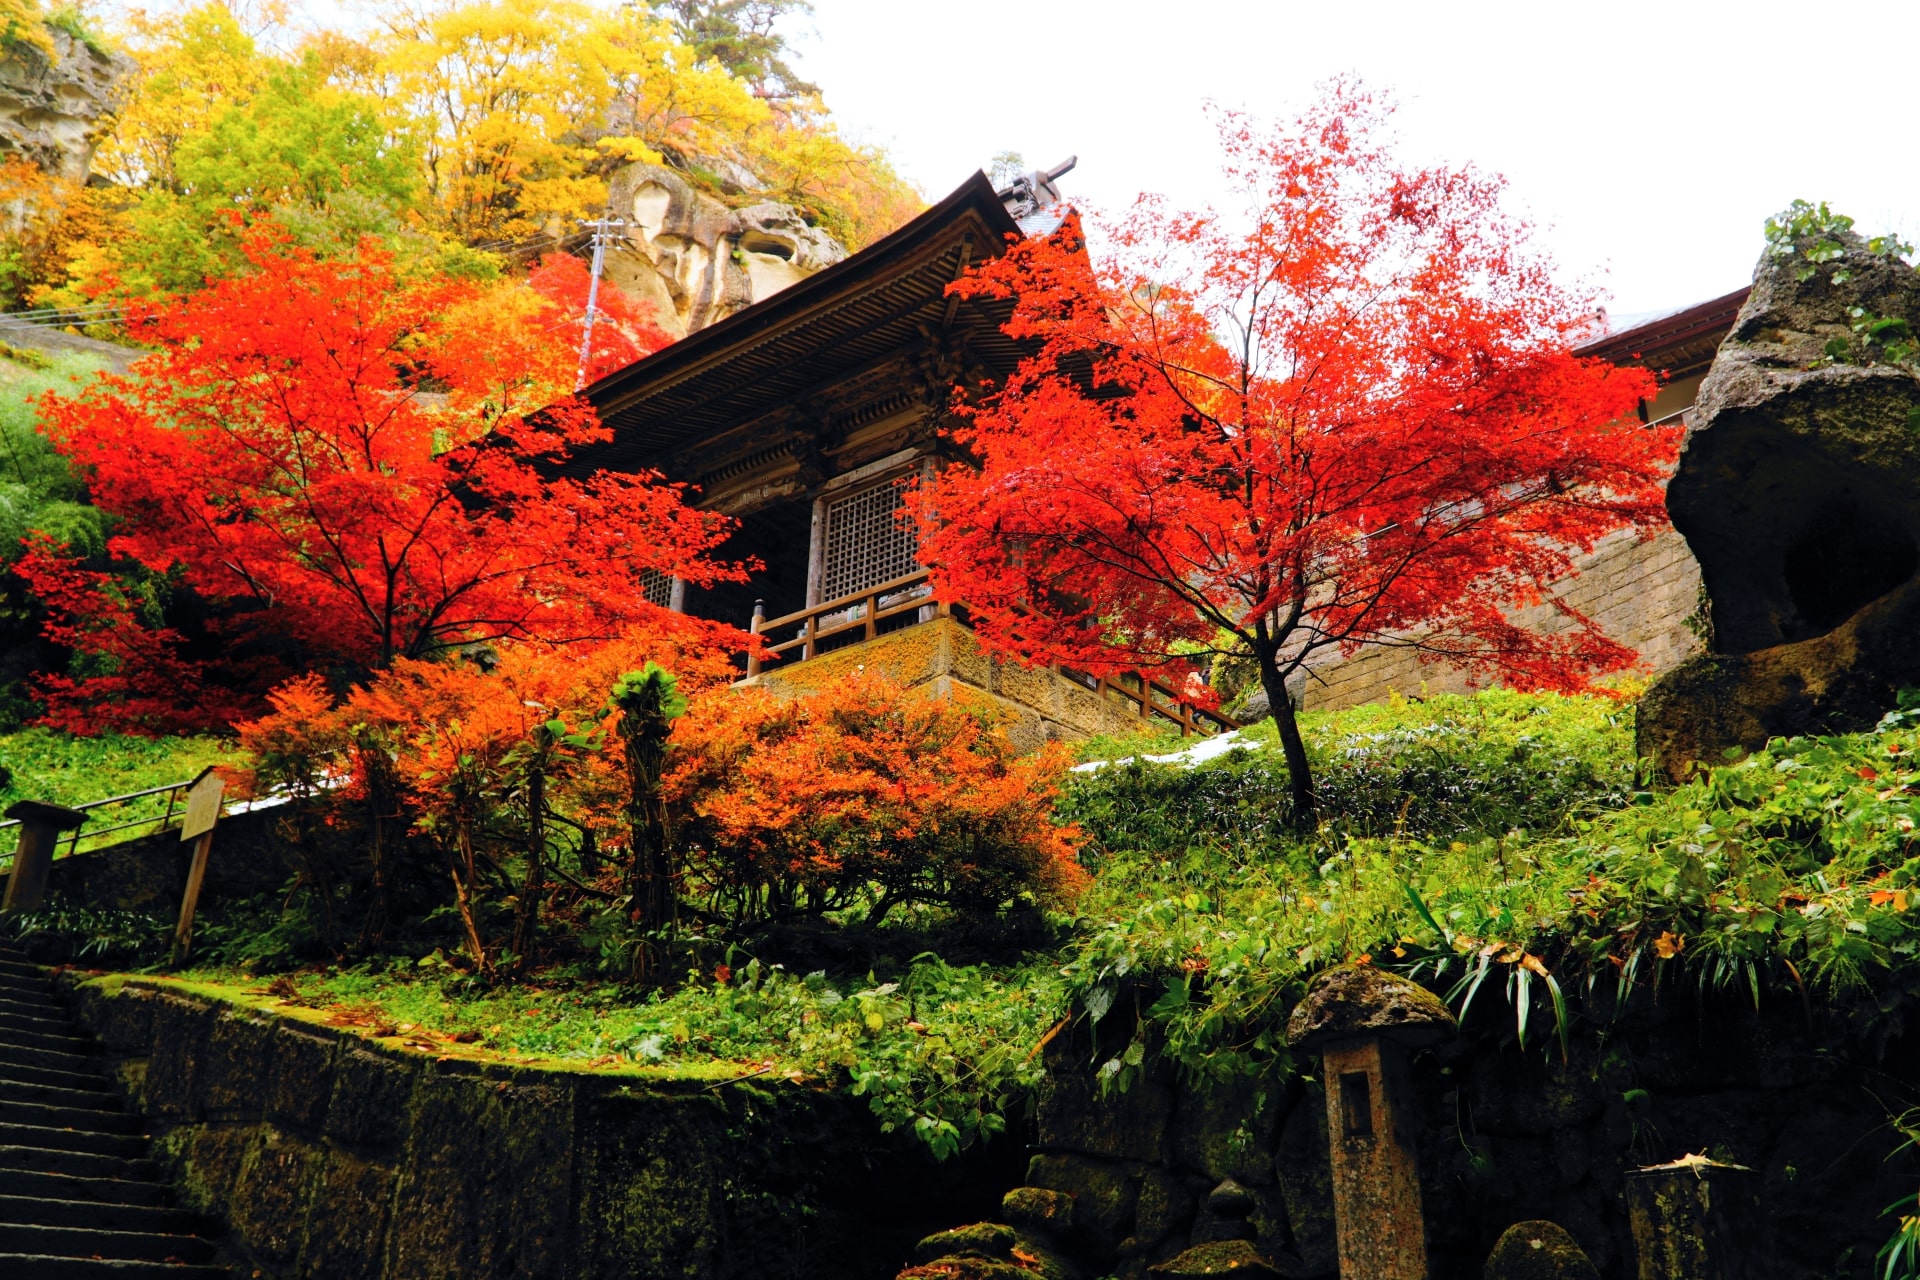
[575,212,629,391]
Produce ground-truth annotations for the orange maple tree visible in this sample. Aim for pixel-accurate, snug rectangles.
[665,673,1086,928]
[36,230,740,726]
[916,86,1677,822]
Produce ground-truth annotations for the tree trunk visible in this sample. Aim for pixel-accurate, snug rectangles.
[450,821,490,973]
[1257,657,1316,828]
[622,715,673,982]
[511,744,548,968]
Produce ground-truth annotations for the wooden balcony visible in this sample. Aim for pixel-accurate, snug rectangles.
[745,570,1238,738]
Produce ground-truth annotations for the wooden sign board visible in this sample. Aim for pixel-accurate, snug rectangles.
[179,769,225,841]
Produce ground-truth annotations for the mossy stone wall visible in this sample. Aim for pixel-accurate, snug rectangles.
[1000,996,1920,1280]
[66,978,1013,1280]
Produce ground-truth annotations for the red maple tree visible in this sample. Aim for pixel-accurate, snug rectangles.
[916,86,1677,822]
[38,231,746,719]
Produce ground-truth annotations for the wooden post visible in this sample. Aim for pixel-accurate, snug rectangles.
[170,769,225,966]
[1626,1155,1763,1280]
[746,599,765,677]
[864,590,878,640]
[2,801,87,915]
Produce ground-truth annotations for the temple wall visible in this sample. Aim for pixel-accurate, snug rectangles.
[746,617,1174,750]
[1299,526,1707,712]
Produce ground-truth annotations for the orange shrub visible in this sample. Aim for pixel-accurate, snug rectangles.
[665,673,1086,926]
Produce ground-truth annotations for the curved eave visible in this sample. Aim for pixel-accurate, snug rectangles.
[573,172,1025,477]
[1574,286,1750,379]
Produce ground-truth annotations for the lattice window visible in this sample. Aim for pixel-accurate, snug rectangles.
[640,568,673,608]
[820,478,919,602]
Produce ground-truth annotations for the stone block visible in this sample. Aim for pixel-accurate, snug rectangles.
[571,1089,725,1279]
[387,1071,578,1280]
[265,1023,339,1136]
[297,1145,397,1280]
[1271,1085,1335,1277]
[1131,1169,1199,1254]
[1037,1061,1172,1163]
[1167,1075,1284,1186]
[228,1123,317,1268]
[1026,1153,1142,1260]
[325,1046,420,1158]
[1466,1055,1607,1135]
[1004,1186,1076,1236]
[155,1124,254,1217]
[144,994,218,1122]
[198,1010,276,1122]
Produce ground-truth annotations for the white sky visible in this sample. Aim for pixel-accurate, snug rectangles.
[790,0,1920,318]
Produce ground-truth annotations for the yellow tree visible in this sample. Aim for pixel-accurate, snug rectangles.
[94,3,271,191]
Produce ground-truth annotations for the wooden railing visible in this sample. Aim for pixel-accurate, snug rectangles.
[746,569,942,675]
[1062,668,1240,737]
[744,570,1238,738]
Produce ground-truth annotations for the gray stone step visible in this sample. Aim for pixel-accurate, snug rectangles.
[0,1059,112,1094]
[0,1098,146,1135]
[0,1074,120,1110]
[0,1255,227,1279]
[0,1166,168,1206]
[0,1040,99,1075]
[0,990,67,1016]
[0,1024,95,1056]
[0,1007,76,1038]
[0,1223,218,1266]
[0,1192,213,1236]
[0,1143,160,1181]
[0,1122,149,1159]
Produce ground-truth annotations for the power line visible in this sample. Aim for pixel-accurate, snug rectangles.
[575,213,630,391]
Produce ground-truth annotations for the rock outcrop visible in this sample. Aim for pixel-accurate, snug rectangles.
[0,28,133,186]
[1483,1220,1601,1280]
[1639,227,1920,777]
[603,162,848,339]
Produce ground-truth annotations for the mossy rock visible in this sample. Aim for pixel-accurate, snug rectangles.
[914,1222,1019,1265]
[1484,1220,1600,1280]
[1148,1239,1283,1278]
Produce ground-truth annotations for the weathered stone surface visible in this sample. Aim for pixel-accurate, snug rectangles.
[1026,1153,1143,1260]
[198,1010,276,1121]
[144,994,218,1122]
[387,1071,578,1279]
[324,1046,418,1157]
[1284,966,1456,1052]
[298,1145,396,1280]
[1166,1073,1282,1185]
[1004,1187,1076,1235]
[1482,1220,1600,1280]
[914,1223,1018,1265]
[0,29,133,185]
[1271,1084,1336,1277]
[264,1023,338,1136]
[1625,1156,1765,1280]
[1641,228,1920,776]
[1149,1239,1283,1278]
[605,161,846,339]
[228,1123,314,1267]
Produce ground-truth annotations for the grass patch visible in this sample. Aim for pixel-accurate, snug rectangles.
[166,953,1060,1157]
[0,728,244,854]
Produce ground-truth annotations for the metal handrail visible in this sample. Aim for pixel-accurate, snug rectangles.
[0,776,205,871]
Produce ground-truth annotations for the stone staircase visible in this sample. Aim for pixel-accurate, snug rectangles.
[0,947,228,1278]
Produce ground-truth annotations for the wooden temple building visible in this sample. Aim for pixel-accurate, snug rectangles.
[573,164,1231,746]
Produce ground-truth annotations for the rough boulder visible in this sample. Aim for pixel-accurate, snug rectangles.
[0,29,133,186]
[603,161,848,339]
[1638,226,1920,778]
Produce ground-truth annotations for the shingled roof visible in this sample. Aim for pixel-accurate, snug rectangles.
[570,172,1028,481]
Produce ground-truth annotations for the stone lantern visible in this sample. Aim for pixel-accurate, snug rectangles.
[1285,965,1458,1280]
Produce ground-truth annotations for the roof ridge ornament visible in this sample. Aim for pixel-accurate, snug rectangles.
[995,156,1077,232]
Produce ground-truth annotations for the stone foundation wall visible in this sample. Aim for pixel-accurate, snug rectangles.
[1299,527,1707,711]
[64,977,1018,1280]
[972,994,1919,1279]
[748,616,1168,749]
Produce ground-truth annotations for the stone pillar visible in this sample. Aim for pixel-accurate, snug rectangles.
[1285,965,1458,1280]
[1625,1155,1763,1280]
[1,800,87,914]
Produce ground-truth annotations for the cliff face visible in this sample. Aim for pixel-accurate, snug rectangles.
[0,29,133,186]
[603,162,848,339]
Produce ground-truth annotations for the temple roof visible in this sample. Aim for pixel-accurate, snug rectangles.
[1574,285,1750,379]
[573,172,1028,480]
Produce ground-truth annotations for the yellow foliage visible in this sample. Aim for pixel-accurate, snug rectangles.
[94,3,269,190]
